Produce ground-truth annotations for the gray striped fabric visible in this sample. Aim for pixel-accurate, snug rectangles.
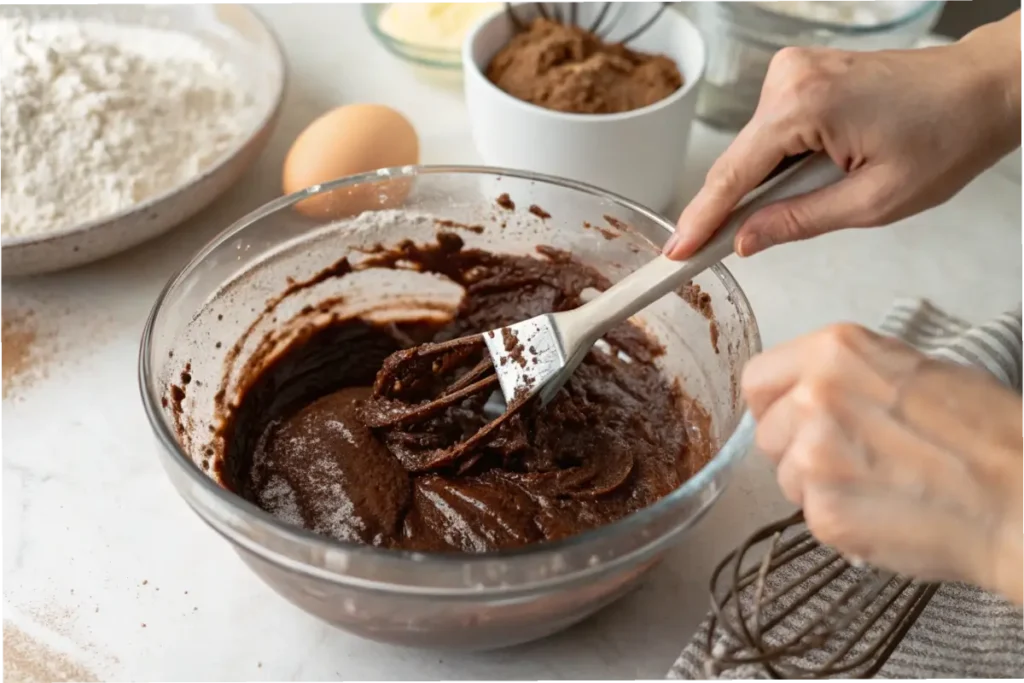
[668,299,1024,679]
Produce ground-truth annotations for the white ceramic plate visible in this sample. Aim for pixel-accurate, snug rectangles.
[1,4,286,277]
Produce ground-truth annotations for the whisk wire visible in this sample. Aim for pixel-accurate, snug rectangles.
[505,3,525,31]
[587,3,613,33]
[819,578,912,675]
[862,583,939,677]
[614,3,671,44]
[548,0,565,23]
[736,532,818,593]
[704,509,940,678]
[751,533,778,642]
[504,3,671,44]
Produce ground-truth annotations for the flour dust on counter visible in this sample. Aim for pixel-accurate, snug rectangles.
[0,16,254,238]
[3,623,99,683]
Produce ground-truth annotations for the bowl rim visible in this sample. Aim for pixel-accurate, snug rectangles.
[0,4,288,249]
[743,0,943,34]
[461,3,708,123]
[139,164,762,597]
[362,3,466,69]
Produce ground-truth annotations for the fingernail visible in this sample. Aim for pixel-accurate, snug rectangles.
[663,230,682,255]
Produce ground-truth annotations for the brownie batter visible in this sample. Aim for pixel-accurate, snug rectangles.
[218,233,712,553]
[486,18,683,115]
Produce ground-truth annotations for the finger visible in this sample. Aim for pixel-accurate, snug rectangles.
[742,334,821,418]
[791,392,997,585]
[664,120,789,260]
[775,407,864,507]
[734,165,898,257]
[802,486,986,585]
[743,324,915,419]
[752,393,798,466]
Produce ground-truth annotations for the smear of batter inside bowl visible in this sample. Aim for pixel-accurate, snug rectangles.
[209,231,714,553]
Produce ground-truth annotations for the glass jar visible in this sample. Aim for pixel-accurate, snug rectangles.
[682,1,944,130]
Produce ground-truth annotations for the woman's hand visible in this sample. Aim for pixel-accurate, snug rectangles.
[743,323,1024,605]
[665,12,1021,260]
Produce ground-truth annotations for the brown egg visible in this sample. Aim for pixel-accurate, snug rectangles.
[283,104,420,219]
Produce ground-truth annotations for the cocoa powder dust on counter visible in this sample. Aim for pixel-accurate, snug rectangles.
[2,310,50,400]
[485,18,683,114]
[1,296,105,401]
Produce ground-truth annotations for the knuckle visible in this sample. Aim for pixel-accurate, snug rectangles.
[762,203,810,241]
[769,46,817,76]
[753,422,780,460]
[788,428,832,482]
[775,454,804,506]
[793,378,837,414]
[770,48,827,90]
[704,161,743,196]
[767,47,833,109]
[818,323,871,357]
[776,422,845,506]
[803,492,854,550]
[795,422,849,484]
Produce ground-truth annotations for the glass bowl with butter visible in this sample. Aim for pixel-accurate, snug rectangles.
[364,3,501,85]
[140,166,760,650]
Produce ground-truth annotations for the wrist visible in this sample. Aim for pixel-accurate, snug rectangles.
[956,12,1022,156]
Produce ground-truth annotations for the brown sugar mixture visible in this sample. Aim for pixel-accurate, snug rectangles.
[216,233,713,554]
[486,18,683,114]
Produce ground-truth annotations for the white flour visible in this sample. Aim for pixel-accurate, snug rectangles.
[756,1,917,26]
[0,17,254,238]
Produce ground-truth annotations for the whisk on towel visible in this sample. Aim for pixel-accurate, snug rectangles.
[504,2,673,44]
[704,510,939,678]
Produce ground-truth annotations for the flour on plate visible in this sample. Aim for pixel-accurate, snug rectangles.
[0,17,254,239]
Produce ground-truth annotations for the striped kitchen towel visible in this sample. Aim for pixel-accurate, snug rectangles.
[668,299,1024,679]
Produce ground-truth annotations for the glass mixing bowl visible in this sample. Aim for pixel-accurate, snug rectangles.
[139,167,761,650]
[682,1,944,129]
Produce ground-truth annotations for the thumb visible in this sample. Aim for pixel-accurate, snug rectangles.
[734,166,896,257]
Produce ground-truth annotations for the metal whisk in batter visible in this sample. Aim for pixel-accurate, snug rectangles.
[704,510,939,678]
[504,2,672,44]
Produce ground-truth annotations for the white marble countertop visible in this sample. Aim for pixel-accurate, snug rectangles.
[3,5,1021,681]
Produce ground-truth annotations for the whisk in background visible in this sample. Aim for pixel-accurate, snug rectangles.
[504,2,673,43]
[702,510,938,678]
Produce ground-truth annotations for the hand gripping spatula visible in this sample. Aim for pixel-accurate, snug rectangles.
[483,153,845,408]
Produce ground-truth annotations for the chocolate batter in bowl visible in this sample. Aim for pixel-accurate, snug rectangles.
[140,166,760,650]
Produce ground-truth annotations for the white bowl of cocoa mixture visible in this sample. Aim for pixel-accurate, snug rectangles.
[463,3,706,213]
